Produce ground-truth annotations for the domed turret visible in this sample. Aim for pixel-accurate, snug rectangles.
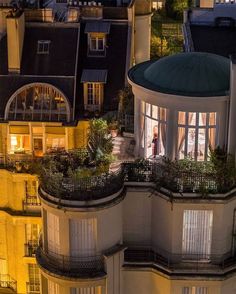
[129,52,230,97]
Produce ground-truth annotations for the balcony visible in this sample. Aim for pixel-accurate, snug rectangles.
[39,157,236,205]
[124,246,236,275]
[23,196,41,213]
[25,241,39,257]
[36,245,105,278]
[26,282,40,294]
[40,167,125,203]
[0,275,17,293]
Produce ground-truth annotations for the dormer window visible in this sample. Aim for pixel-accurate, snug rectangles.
[89,34,105,51]
[37,40,51,54]
[85,21,111,57]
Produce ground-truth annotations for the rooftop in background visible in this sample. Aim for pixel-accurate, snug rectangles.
[184,1,236,58]
[0,24,79,76]
[190,25,236,58]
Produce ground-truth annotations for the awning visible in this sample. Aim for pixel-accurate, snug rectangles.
[9,125,29,134]
[81,69,108,83]
[45,127,65,134]
[84,21,111,34]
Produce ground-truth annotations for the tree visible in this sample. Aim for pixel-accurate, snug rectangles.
[165,0,192,20]
[87,119,113,164]
[151,36,169,58]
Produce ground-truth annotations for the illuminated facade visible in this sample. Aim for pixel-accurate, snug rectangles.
[0,0,152,293]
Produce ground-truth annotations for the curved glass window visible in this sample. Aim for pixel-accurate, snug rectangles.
[6,84,70,122]
[141,102,167,158]
[178,112,217,161]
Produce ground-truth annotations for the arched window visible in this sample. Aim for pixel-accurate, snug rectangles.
[5,83,71,122]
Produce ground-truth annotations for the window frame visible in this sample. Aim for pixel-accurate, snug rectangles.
[141,102,167,158]
[177,112,217,161]
[37,40,51,55]
[88,33,106,57]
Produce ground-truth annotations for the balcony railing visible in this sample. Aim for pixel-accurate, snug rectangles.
[41,167,125,201]
[26,282,40,294]
[23,196,41,212]
[25,240,39,257]
[124,246,236,273]
[36,245,105,278]
[39,159,236,202]
[0,274,17,292]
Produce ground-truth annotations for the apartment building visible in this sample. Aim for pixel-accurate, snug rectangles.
[0,0,152,293]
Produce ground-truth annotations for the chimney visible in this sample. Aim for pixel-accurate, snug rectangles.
[6,10,25,73]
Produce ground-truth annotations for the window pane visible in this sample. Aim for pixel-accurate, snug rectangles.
[209,112,216,126]
[152,105,158,119]
[197,128,206,161]
[188,112,196,126]
[199,113,206,126]
[146,103,151,116]
[208,128,216,151]
[178,112,186,125]
[187,128,196,159]
[178,127,185,159]
[97,38,104,50]
[90,38,97,50]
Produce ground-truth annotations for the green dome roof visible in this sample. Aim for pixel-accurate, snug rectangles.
[128,52,230,97]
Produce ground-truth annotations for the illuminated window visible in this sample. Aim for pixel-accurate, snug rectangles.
[84,83,102,112]
[182,287,208,294]
[6,83,70,122]
[70,287,100,294]
[141,103,167,158]
[88,33,106,56]
[46,135,65,152]
[178,112,217,161]
[48,280,59,294]
[37,40,51,54]
[9,134,30,154]
[25,181,38,197]
[28,264,40,293]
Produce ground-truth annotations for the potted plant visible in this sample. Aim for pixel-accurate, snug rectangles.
[108,121,119,138]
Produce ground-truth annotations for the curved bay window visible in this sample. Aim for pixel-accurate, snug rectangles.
[141,102,167,158]
[178,112,217,161]
[5,83,70,122]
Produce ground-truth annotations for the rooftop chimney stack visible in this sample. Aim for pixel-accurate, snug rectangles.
[6,10,25,73]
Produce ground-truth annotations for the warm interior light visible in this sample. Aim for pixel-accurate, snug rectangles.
[11,136,17,146]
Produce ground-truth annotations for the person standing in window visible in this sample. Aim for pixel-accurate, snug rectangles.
[152,125,159,158]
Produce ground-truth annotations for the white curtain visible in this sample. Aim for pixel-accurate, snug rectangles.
[70,287,98,294]
[47,212,60,255]
[69,218,97,257]
[182,210,213,260]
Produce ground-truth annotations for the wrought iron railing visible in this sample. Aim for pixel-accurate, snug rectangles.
[123,160,236,194]
[26,282,40,294]
[41,167,125,201]
[40,160,236,201]
[124,246,235,272]
[36,245,105,277]
[23,196,41,210]
[25,240,39,257]
[0,274,17,292]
